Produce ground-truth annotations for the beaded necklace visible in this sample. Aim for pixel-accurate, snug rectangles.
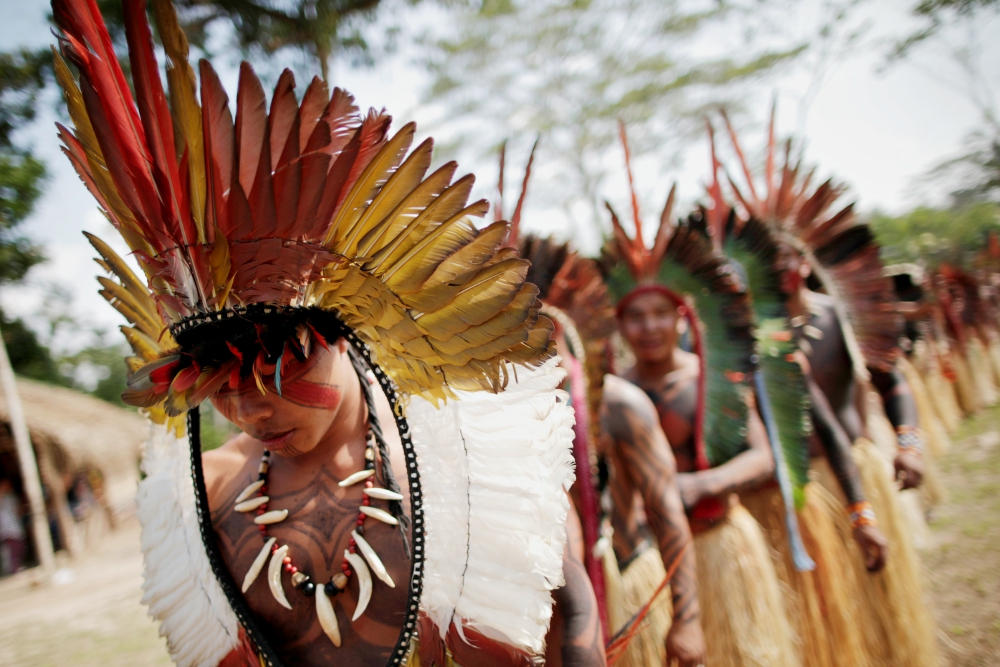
[234,428,403,647]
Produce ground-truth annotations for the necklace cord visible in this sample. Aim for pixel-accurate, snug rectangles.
[347,345,412,559]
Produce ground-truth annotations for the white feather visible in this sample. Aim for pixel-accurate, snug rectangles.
[137,425,239,667]
[407,358,575,656]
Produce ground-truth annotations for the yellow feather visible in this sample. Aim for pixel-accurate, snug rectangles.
[357,162,458,259]
[325,123,416,249]
[383,202,490,293]
[87,234,156,308]
[122,326,170,362]
[209,227,231,299]
[421,220,510,289]
[338,138,433,257]
[97,278,163,336]
[367,175,475,274]
[414,258,529,339]
[428,284,537,355]
[152,0,206,240]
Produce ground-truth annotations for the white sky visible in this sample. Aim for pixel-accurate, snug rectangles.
[0,0,996,349]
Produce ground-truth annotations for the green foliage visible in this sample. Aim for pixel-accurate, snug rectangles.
[423,0,807,222]
[0,307,65,385]
[890,0,1000,60]
[0,49,50,285]
[96,0,398,82]
[869,203,1000,268]
[724,221,812,508]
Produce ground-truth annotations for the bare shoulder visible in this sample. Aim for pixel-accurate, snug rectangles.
[602,374,658,429]
[202,433,258,508]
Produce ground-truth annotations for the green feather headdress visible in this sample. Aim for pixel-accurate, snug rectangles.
[602,123,756,471]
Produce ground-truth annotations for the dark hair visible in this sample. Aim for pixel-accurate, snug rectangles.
[179,305,410,552]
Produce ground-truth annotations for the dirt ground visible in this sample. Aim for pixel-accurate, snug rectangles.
[0,408,998,666]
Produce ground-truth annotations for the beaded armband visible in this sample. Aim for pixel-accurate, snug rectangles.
[847,501,877,529]
[895,425,924,456]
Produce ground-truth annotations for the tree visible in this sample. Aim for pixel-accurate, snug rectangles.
[422,0,810,231]
[869,202,1000,268]
[97,0,402,83]
[887,0,1000,205]
[0,49,49,284]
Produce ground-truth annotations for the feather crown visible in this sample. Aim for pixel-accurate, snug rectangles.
[54,0,554,416]
[713,105,902,373]
[602,123,756,473]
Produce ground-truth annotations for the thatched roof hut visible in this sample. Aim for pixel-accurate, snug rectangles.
[0,377,146,540]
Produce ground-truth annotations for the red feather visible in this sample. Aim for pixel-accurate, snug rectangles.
[233,63,267,200]
[322,87,360,157]
[298,76,329,153]
[506,137,537,248]
[200,61,234,239]
[273,109,302,237]
[122,0,191,247]
[268,70,298,172]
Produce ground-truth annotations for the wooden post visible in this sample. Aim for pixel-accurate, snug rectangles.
[0,325,55,575]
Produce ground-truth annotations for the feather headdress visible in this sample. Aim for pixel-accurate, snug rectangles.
[498,140,613,637]
[697,124,812,514]
[55,0,553,416]
[602,123,756,473]
[53,0,573,664]
[717,106,902,375]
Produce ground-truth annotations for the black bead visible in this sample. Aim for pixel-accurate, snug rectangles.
[258,472,266,480]
[355,525,364,536]
[325,582,339,597]
[364,460,375,470]
[301,582,316,597]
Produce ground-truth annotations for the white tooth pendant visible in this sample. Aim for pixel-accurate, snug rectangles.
[255,509,289,525]
[235,480,265,504]
[345,550,372,621]
[363,487,404,502]
[315,584,342,648]
[338,469,375,487]
[242,537,276,593]
[268,545,293,610]
[235,496,269,513]
[359,506,398,526]
[352,530,394,588]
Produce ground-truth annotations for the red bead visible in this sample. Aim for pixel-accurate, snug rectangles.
[260,486,267,493]
[257,507,266,515]
[349,539,356,547]
[259,526,268,533]
[365,480,374,488]
[271,543,279,553]
[343,568,352,578]
[341,562,350,572]
[282,556,291,565]
[284,563,293,572]
[356,517,364,526]
[362,497,370,506]
[349,545,356,554]
[290,566,298,574]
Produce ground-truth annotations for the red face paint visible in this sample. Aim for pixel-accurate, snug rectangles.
[215,348,343,410]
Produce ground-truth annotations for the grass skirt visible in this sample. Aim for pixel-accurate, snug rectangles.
[911,339,963,434]
[950,347,981,415]
[742,484,876,667]
[694,504,802,667]
[601,543,672,666]
[968,338,999,407]
[898,356,951,459]
[812,441,941,667]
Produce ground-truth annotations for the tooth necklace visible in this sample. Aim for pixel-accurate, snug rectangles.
[234,430,404,647]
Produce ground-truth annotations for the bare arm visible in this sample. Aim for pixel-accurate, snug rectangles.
[550,501,606,667]
[806,373,866,505]
[602,377,705,665]
[869,366,924,489]
[684,403,775,503]
[869,367,918,431]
